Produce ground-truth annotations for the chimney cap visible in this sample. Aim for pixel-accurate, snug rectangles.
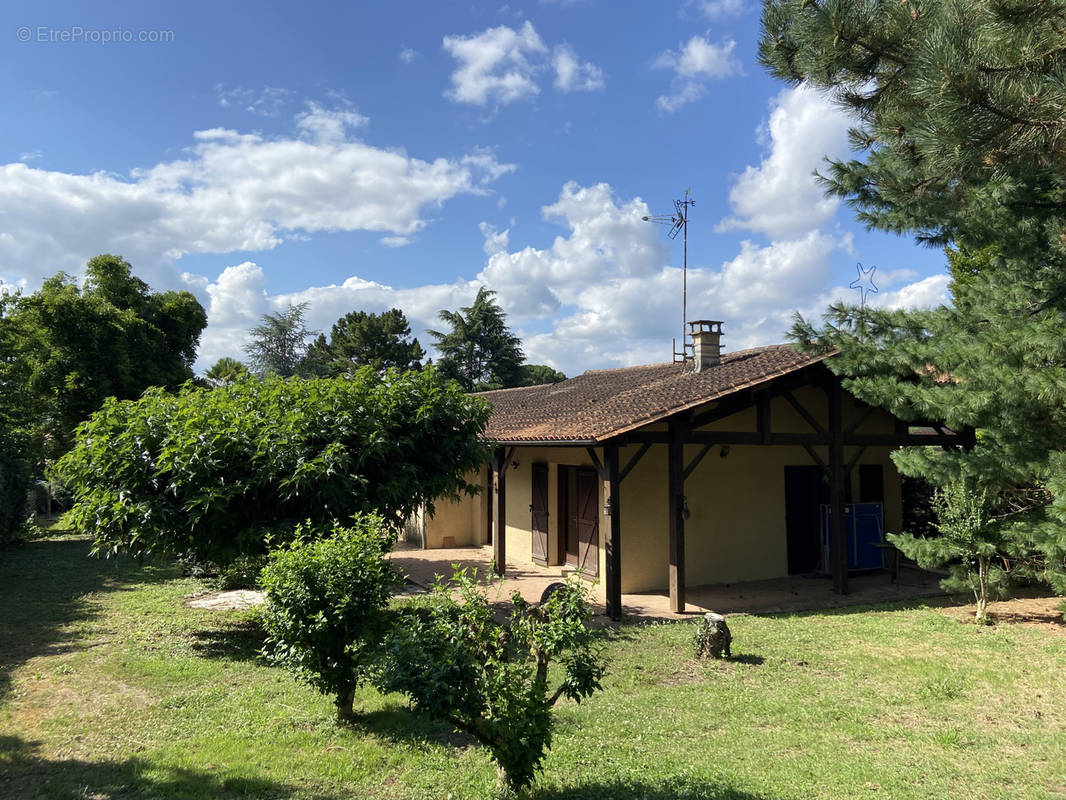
[688,319,723,335]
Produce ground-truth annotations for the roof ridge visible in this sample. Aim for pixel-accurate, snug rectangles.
[581,361,675,375]
[474,383,553,397]
[578,344,795,376]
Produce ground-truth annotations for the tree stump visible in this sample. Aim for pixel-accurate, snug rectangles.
[694,611,732,659]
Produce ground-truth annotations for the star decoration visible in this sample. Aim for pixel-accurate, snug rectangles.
[849,262,878,307]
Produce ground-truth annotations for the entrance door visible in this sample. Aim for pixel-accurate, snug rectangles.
[558,466,599,576]
[784,465,826,574]
[531,462,549,564]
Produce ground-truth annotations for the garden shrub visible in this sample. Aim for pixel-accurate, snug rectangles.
[56,368,490,565]
[258,517,402,721]
[375,571,606,792]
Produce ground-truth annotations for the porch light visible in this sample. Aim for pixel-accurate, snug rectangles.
[681,496,691,521]
[603,496,613,517]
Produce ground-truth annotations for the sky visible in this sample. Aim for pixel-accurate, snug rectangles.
[0,0,952,376]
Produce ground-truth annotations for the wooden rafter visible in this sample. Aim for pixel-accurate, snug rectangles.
[844,405,877,435]
[618,442,652,483]
[683,443,714,480]
[783,390,827,436]
[585,447,607,480]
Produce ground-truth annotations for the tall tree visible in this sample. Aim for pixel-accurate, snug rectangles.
[308,309,425,376]
[760,0,1066,590]
[244,303,317,378]
[0,254,206,462]
[429,287,524,391]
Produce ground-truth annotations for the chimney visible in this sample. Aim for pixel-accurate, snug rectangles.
[689,320,723,373]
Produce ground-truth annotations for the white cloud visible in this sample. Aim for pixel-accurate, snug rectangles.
[0,106,514,289]
[873,273,951,310]
[717,85,852,238]
[189,180,950,378]
[443,21,546,106]
[654,34,740,112]
[690,0,746,19]
[380,236,412,248]
[398,46,420,64]
[442,22,603,107]
[294,100,369,143]
[479,221,511,255]
[215,85,292,117]
[476,182,669,317]
[552,44,605,92]
[18,150,42,163]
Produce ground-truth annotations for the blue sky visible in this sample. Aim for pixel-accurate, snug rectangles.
[0,0,950,374]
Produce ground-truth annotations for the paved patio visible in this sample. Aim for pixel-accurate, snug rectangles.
[387,542,948,621]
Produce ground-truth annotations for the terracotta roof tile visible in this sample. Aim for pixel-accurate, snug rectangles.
[478,344,825,444]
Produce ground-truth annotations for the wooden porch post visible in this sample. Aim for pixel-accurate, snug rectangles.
[828,384,848,594]
[604,444,622,621]
[493,446,506,576]
[484,462,493,546]
[668,420,687,613]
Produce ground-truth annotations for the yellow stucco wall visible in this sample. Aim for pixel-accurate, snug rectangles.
[422,466,489,548]
[499,447,607,599]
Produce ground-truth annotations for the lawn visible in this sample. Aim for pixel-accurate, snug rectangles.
[1,531,1064,800]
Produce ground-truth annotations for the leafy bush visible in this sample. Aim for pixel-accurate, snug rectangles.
[258,517,402,721]
[56,368,490,564]
[375,571,606,792]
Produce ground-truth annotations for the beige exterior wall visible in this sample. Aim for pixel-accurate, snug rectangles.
[422,466,490,548]
[421,383,905,597]
[500,447,608,601]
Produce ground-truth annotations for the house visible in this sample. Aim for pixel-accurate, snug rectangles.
[422,321,972,620]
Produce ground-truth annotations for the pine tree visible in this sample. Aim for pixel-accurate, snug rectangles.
[320,309,424,375]
[760,0,1066,591]
[429,287,524,391]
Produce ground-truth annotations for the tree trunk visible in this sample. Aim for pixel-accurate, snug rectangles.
[336,687,356,723]
[974,556,990,624]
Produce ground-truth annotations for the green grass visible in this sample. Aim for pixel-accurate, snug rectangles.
[2,532,1065,799]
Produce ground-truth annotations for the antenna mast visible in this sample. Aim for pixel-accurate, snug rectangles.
[642,189,695,362]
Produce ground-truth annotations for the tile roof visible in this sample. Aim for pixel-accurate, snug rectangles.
[478,344,826,444]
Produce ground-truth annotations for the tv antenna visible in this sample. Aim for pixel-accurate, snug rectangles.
[643,189,694,362]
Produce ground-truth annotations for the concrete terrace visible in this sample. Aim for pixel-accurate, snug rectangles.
[387,542,947,621]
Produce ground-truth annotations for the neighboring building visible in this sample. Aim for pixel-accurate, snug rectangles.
[422,322,972,619]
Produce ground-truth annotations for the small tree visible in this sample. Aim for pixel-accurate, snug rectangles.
[204,357,249,386]
[889,481,1010,623]
[376,571,605,792]
[259,518,402,721]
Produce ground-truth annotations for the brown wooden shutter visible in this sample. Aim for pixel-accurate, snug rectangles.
[576,467,600,576]
[531,462,549,563]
